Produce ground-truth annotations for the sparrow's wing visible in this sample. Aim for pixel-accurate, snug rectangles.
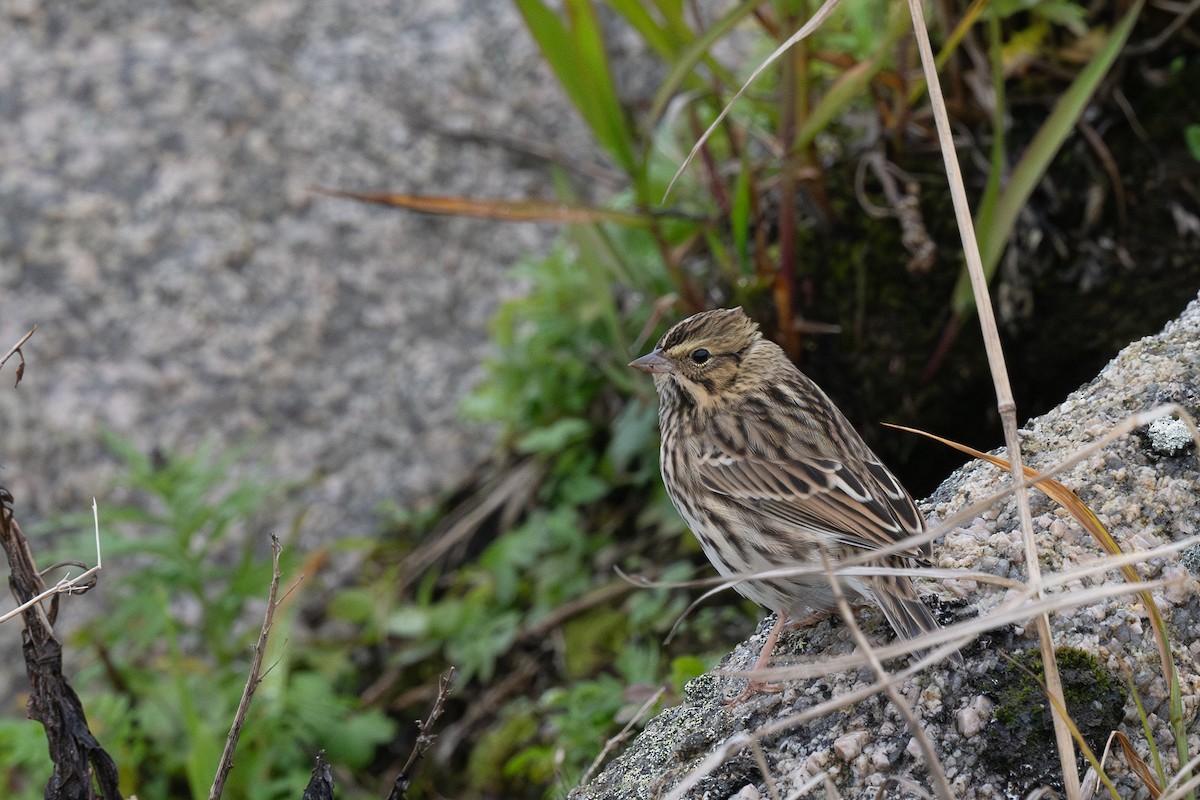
[696,432,926,558]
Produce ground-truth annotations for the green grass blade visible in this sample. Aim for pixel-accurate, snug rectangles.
[731,149,752,273]
[971,12,1006,237]
[513,0,638,176]
[564,0,638,175]
[513,0,583,106]
[651,0,686,29]
[663,0,846,201]
[952,0,1145,316]
[1125,672,1168,788]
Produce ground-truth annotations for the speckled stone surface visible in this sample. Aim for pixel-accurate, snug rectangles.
[571,293,1200,800]
[0,1,607,539]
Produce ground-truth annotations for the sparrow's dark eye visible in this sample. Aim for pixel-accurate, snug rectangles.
[690,348,711,364]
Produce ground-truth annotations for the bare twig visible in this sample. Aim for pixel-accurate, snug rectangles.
[436,655,537,757]
[386,667,456,800]
[209,535,284,800]
[0,324,36,386]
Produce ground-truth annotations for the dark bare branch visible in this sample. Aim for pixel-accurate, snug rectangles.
[1,488,122,800]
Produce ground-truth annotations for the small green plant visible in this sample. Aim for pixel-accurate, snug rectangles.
[3,434,394,800]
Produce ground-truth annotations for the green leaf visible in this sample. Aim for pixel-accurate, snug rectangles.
[562,608,629,677]
[329,588,377,624]
[516,417,593,454]
[446,611,522,683]
[795,2,909,152]
[670,655,710,694]
[731,149,753,273]
[607,0,678,58]
[606,398,660,476]
[556,470,610,505]
[1186,124,1200,163]
[384,605,431,638]
[328,708,396,769]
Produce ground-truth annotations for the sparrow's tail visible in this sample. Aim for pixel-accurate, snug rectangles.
[871,575,964,667]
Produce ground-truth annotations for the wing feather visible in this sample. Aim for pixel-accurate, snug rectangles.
[697,425,926,557]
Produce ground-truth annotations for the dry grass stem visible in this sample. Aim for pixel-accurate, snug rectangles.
[662,731,755,800]
[893,776,939,799]
[905,0,1079,791]
[782,771,831,799]
[395,459,542,595]
[818,547,955,799]
[654,531,1193,672]
[738,572,1179,685]
[1163,752,1200,800]
[1110,730,1163,797]
[0,324,37,366]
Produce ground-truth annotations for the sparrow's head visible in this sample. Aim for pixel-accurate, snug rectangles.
[629,307,762,404]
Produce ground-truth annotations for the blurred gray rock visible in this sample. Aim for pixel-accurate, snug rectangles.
[572,293,1200,800]
[0,1,608,538]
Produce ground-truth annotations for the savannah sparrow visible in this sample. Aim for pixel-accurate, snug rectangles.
[630,307,956,676]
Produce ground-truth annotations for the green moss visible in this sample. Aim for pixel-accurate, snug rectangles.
[982,646,1124,791]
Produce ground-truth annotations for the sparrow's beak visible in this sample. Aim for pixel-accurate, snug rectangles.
[628,349,673,374]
